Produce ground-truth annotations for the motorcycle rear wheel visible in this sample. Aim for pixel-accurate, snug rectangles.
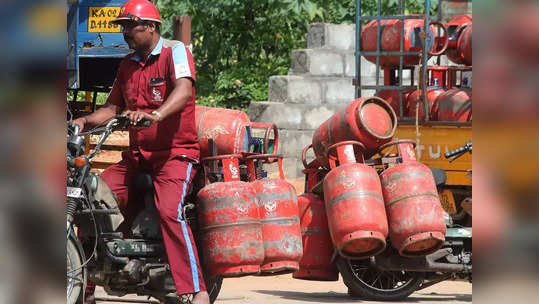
[67,238,84,304]
[336,256,424,301]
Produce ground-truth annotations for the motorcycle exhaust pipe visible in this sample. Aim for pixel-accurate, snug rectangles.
[372,248,471,273]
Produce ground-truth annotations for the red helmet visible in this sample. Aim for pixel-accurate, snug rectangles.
[113,0,162,24]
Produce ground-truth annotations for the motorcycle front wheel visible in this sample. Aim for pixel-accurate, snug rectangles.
[336,256,424,301]
[206,275,223,303]
[67,238,84,304]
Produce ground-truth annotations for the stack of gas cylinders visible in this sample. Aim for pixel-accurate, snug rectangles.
[293,97,447,281]
[361,14,472,122]
[193,106,304,278]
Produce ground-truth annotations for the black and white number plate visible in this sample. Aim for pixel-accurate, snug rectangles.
[67,187,83,198]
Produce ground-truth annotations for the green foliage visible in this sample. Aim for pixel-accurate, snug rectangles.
[156,0,438,110]
[68,91,108,105]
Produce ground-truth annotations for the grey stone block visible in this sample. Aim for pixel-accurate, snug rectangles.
[345,54,379,77]
[281,157,305,179]
[308,23,356,51]
[248,102,341,130]
[248,101,302,130]
[278,129,315,158]
[290,49,344,76]
[268,75,323,105]
[323,78,356,104]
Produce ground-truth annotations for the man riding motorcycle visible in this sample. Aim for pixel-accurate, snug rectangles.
[73,0,209,303]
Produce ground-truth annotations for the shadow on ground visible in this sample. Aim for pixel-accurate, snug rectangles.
[254,290,356,303]
[254,290,472,303]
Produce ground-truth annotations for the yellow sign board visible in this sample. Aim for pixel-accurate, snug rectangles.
[88,7,121,33]
[394,124,472,186]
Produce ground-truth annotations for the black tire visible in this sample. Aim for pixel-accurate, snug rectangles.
[67,238,84,304]
[163,276,222,304]
[206,275,223,304]
[336,256,424,301]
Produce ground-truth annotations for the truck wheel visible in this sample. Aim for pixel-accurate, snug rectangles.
[67,239,84,304]
[336,256,424,301]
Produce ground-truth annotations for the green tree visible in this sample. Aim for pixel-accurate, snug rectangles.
[157,0,437,111]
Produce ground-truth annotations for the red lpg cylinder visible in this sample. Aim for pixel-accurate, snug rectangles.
[446,14,472,65]
[323,141,388,259]
[434,88,472,122]
[197,181,264,277]
[378,140,446,257]
[251,178,303,275]
[361,17,443,67]
[406,86,446,120]
[195,106,251,158]
[457,24,472,65]
[376,89,414,116]
[312,97,397,168]
[293,193,339,281]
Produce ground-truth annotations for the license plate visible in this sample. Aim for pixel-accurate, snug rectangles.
[88,7,122,33]
[67,187,83,198]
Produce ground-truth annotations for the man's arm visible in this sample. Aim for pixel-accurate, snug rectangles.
[73,102,121,131]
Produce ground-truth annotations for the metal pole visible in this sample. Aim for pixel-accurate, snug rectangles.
[375,0,381,89]
[355,0,361,98]
[398,0,405,117]
[422,0,430,122]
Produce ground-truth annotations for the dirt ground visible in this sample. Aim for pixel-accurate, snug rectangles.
[95,275,471,304]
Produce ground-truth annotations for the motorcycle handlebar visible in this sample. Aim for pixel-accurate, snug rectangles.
[84,115,151,160]
[444,140,472,159]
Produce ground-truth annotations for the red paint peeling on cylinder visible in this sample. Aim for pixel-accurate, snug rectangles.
[195,106,250,158]
[323,164,388,259]
[434,88,472,122]
[361,17,432,67]
[379,143,446,257]
[312,97,397,168]
[197,181,264,277]
[446,14,472,65]
[407,87,446,120]
[293,193,338,281]
[252,179,303,275]
[376,89,415,117]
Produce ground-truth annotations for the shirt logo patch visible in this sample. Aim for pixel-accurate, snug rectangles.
[152,87,163,102]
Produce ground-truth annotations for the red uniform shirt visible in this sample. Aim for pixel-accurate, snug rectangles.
[107,38,199,161]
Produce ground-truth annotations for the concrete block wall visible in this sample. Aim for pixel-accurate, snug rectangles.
[248,23,448,179]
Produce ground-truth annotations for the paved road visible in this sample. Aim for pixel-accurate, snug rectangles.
[95,274,471,304]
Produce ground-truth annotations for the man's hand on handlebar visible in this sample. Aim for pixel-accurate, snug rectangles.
[72,117,87,132]
[122,110,159,125]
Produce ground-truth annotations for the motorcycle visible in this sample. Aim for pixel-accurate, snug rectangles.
[337,141,472,301]
[66,114,222,304]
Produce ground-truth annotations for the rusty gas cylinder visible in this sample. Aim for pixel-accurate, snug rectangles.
[376,89,415,117]
[312,97,397,168]
[434,88,472,122]
[361,17,447,67]
[323,141,388,259]
[457,24,472,65]
[251,171,303,275]
[293,192,338,281]
[406,86,446,120]
[195,106,251,158]
[446,14,472,65]
[378,140,446,257]
[197,181,264,277]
